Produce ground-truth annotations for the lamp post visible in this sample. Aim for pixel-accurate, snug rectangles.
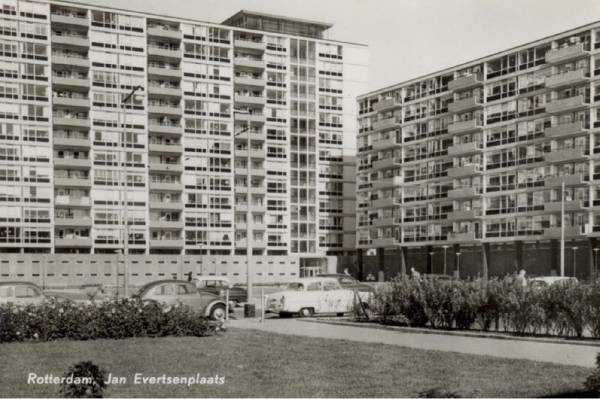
[572,246,579,279]
[442,245,449,275]
[234,124,253,303]
[455,252,462,279]
[593,247,599,281]
[428,251,434,274]
[120,85,144,298]
[560,181,565,276]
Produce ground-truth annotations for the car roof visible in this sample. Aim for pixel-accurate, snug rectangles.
[0,281,42,288]
[193,276,230,281]
[529,276,577,283]
[291,277,340,284]
[316,273,356,278]
[139,279,194,291]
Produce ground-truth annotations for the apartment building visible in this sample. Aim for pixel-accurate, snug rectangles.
[0,1,368,274]
[357,21,600,278]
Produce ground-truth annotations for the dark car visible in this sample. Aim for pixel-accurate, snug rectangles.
[133,280,230,321]
[316,274,376,294]
[192,277,247,306]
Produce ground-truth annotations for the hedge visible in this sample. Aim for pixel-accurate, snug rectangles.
[0,299,221,343]
[371,277,600,338]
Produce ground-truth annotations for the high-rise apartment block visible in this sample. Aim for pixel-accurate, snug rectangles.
[0,1,368,273]
[357,22,600,276]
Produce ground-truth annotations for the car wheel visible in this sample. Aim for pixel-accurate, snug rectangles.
[210,304,226,321]
[336,312,345,317]
[298,307,314,317]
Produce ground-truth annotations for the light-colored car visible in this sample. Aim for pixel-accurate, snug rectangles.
[265,277,371,317]
[133,280,230,321]
[0,281,45,306]
[192,277,247,305]
[529,276,578,289]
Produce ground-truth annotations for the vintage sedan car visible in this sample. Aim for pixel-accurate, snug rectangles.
[266,277,372,317]
[192,277,247,306]
[529,276,578,290]
[133,280,230,320]
[316,273,376,294]
[0,281,45,306]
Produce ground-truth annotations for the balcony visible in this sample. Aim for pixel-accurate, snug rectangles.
[545,173,587,187]
[447,164,481,178]
[448,141,481,156]
[54,176,91,188]
[448,74,483,91]
[149,220,184,229]
[234,93,265,105]
[53,115,90,128]
[149,162,182,173]
[147,27,181,40]
[149,201,183,210]
[149,143,182,154]
[148,85,181,97]
[448,231,477,242]
[235,148,264,158]
[545,147,588,164]
[54,237,93,247]
[372,136,402,150]
[150,239,184,248]
[546,43,589,64]
[148,104,182,116]
[448,119,483,135]
[372,176,402,189]
[447,187,481,199]
[544,201,583,213]
[373,97,402,112]
[51,54,88,68]
[148,46,181,60]
[372,216,399,227]
[545,69,590,89]
[148,123,181,135]
[447,210,479,221]
[51,33,88,49]
[234,57,264,69]
[372,197,399,209]
[149,181,182,191]
[53,96,89,108]
[371,157,401,170]
[234,75,265,87]
[53,136,89,149]
[236,203,265,213]
[54,196,90,207]
[54,157,91,169]
[372,237,400,248]
[448,96,483,114]
[52,76,89,89]
[148,65,181,78]
[543,226,583,239]
[235,112,265,123]
[55,216,92,227]
[545,121,588,139]
[51,13,89,27]
[372,117,401,131]
[546,95,588,114]
[234,39,265,51]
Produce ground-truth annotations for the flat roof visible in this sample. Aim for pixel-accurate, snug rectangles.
[358,18,600,100]
[222,9,333,30]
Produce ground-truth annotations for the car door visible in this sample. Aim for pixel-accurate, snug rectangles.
[152,283,178,307]
[176,283,202,310]
[323,280,352,313]
[304,281,323,312]
[14,285,44,306]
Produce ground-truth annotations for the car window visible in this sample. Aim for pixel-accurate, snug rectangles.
[177,284,193,295]
[286,283,304,291]
[339,277,355,286]
[306,282,321,291]
[0,286,14,298]
[154,284,174,295]
[205,280,218,288]
[15,286,39,298]
[323,281,339,291]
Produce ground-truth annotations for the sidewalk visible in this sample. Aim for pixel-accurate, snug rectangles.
[228,317,599,368]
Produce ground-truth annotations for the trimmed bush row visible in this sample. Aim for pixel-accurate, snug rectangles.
[371,277,600,338]
[0,299,221,343]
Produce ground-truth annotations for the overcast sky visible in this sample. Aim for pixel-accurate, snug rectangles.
[81,0,600,92]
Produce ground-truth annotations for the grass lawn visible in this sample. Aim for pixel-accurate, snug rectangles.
[0,328,593,398]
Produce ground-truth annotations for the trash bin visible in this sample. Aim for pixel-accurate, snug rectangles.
[244,303,256,318]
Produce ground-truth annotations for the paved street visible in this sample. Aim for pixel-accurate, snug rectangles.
[228,316,599,368]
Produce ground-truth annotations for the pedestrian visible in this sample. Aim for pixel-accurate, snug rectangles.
[516,269,527,288]
[410,267,420,280]
[186,271,193,282]
[344,267,351,276]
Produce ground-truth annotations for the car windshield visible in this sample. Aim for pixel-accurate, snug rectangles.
[286,283,304,291]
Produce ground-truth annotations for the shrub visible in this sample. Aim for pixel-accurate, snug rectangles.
[59,361,107,398]
[0,299,220,343]
[585,353,600,394]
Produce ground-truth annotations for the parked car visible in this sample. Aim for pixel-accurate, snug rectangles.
[266,277,372,318]
[0,281,45,306]
[316,273,376,294]
[192,277,247,306]
[529,276,578,290]
[133,280,230,321]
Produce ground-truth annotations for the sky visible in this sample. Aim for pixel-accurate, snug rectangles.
[79,0,600,92]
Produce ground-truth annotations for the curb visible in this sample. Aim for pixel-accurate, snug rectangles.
[298,318,600,347]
